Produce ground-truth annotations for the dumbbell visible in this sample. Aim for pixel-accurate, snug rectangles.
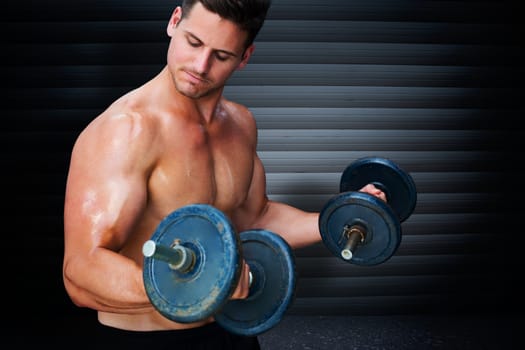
[142,204,296,336]
[319,157,417,265]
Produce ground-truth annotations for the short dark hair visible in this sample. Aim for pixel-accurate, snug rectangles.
[181,0,271,48]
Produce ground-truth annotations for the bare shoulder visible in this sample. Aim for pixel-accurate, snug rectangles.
[72,100,161,168]
[222,99,257,137]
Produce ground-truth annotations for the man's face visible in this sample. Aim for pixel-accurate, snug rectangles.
[166,3,253,99]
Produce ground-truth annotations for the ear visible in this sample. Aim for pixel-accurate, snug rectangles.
[237,44,255,70]
[167,6,182,37]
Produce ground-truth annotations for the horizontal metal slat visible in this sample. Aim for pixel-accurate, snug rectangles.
[268,192,508,214]
[295,274,488,298]
[265,172,510,194]
[0,129,511,152]
[3,151,517,174]
[2,108,517,131]
[5,42,523,66]
[9,64,520,88]
[257,151,516,173]
[294,254,492,278]
[256,129,506,151]
[288,294,498,315]
[5,86,520,109]
[6,0,518,23]
[6,20,515,45]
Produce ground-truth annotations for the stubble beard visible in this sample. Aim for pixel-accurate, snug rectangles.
[175,68,219,100]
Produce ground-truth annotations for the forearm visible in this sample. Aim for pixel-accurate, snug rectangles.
[252,200,321,249]
[63,247,152,314]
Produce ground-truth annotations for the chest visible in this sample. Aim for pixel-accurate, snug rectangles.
[149,124,254,213]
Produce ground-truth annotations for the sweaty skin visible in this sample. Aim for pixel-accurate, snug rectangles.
[63,4,385,332]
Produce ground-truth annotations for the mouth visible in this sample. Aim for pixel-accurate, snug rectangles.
[183,70,208,85]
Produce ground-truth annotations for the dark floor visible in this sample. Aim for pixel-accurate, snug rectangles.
[6,311,520,349]
[258,314,520,350]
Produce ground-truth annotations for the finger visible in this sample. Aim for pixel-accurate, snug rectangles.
[360,184,387,202]
[230,261,250,300]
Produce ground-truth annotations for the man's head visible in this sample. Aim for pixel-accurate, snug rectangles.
[166,0,271,99]
[180,0,271,50]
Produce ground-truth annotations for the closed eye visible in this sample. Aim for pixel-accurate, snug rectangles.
[187,37,201,48]
[185,32,238,61]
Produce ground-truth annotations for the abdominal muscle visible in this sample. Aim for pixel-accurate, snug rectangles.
[98,309,214,331]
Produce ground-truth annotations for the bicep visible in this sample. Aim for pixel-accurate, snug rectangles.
[64,168,147,251]
[231,153,321,248]
[231,154,270,232]
[64,116,151,252]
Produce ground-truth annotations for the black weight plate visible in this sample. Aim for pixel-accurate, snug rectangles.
[215,229,296,336]
[340,157,417,222]
[143,204,241,323]
[319,191,401,265]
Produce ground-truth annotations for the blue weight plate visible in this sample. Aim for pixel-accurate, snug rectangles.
[143,204,241,323]
[215,229,296,336]
[340,157,417,222]
[319,191,401,265]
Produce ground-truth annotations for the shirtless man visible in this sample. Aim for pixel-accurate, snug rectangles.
[63,0,384,348]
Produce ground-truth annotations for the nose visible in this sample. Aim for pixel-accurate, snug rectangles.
[193,50,212,75]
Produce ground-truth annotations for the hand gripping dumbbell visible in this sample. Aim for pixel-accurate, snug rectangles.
[319,157,417,265]
[142,204,296,336]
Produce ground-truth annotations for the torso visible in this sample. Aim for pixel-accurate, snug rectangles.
[96,72,257,331]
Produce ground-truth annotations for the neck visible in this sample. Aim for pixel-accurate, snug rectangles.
[194,95,224,125]
[159,66,225,124]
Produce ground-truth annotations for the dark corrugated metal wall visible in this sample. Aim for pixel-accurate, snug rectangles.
[4,0,523,323]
